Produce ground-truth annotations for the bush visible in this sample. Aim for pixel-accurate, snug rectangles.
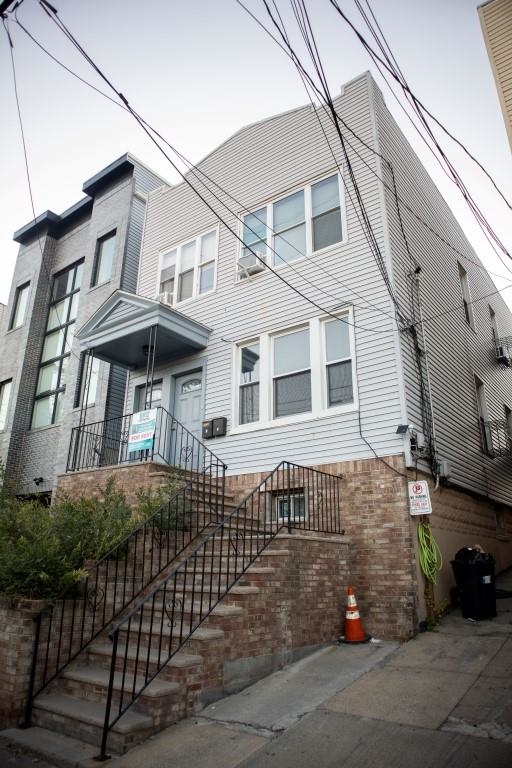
[0,467,136,598]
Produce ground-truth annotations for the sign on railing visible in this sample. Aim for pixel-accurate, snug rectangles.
[128,409,157,453]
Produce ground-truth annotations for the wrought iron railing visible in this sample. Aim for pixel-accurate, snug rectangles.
[67,406,224,477]
[25,459,226,726]
[97,462,342,757]
[495,336,512,366]
[480,418,512,458]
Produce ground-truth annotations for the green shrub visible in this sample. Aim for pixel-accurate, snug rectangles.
[0,466,136,598]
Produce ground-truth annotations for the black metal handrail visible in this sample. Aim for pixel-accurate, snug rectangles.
[67,405,226,478]
[97,462,342,758]
[24,459,226,726]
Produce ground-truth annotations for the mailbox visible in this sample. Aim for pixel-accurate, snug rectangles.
[212,417,227,437]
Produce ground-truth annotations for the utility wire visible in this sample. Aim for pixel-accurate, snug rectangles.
[16,5,512,294]
[12,3,512,336]
[36,0,394,337]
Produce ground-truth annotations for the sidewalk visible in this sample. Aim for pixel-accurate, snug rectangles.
[2,585,512,768]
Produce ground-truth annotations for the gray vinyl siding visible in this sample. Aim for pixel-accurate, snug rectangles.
[372,80,512,506]
[121,195,146,293]
[137,72,406,474]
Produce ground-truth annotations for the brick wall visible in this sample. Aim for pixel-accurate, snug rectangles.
[0,597,46,727]
[56,462,174,506]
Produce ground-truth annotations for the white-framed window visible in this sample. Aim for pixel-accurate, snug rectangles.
[9,282,30,330]
[158,228,217,305]
[74,354,100,408]
[275,491,307,522]
[0,379,12,430]
[91,230,116,287]
[234,310,356,428]
[458,262,474,328]
[238,174,343,279]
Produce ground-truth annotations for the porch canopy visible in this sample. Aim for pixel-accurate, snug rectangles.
[75,290,211,369]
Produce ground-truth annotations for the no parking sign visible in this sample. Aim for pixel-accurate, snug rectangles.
[408,481,432,515]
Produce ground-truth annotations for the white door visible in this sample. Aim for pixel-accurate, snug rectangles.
[173,373,203,470]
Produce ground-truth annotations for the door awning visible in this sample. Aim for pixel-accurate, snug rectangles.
[75,290,211,369]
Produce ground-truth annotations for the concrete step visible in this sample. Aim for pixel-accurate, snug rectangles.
[61,663,182,700]
[32,692,154,752]
[0,725,102,766]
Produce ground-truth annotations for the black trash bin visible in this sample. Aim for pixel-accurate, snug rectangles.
[451,547,496,620]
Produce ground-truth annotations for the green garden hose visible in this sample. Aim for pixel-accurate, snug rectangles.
[418,519,442,584]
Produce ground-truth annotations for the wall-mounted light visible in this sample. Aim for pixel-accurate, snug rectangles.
[33,477,44,486]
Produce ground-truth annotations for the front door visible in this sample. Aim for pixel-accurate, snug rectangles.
[172,372,204,470]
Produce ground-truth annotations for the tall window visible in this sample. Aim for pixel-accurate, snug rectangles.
[0,379,12,430]
[135,379,163,411]
[91,231,116,286]
[239,174,343,278]
[236,312,355,427]
[32,261,83,428]
[9,282,30,329]
[239,343,260,424]
[158,229,217,305]
[74,354,100,408]
[505,405,512,447]
[323,317,353,406]
[475,375,492,455]
[458,263,474,328]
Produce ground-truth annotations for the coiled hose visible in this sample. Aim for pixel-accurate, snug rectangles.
[418,519,442,583]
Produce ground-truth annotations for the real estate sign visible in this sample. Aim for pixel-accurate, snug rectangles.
[408,480,432,515]
[128,409,157,453]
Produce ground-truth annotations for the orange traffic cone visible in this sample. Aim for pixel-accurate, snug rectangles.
[340,586,371,644]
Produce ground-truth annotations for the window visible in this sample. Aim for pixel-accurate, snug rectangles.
[74,354,100,408]
[0,379,12,430]
[239,344,260,424]
[9,282,30,329]
[475,375,492,455]
[32,261,83,428]
[275,491,306,522]
[135,379,163,411]
[158,229,217,305]
[91,231,116,287]
[505,406,512,446]
[323,318,353,406]
[458,263,474,328]
[489,306,498,340]
[235,311,355,427]
[273,328,311,417]
[239,174,343,278]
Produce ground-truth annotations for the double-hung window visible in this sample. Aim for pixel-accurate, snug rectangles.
[239,174,343,277]
[236,311,355,427]
[9,282,30,329]
[158,229,217,304]
[323,317,353,406]
[458,263,474,328]
[273,328,311,417]
[239,343,260,424]
[32,260,83,428]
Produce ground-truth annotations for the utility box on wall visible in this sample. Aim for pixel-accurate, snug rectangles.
[212,417,227,437]
[202,417,227,439]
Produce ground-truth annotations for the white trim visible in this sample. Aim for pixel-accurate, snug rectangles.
[236,171,347,281]
[156,225,219,306]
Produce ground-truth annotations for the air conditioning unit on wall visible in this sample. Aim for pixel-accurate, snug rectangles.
[237,252,266,278]
[155,291,173,306]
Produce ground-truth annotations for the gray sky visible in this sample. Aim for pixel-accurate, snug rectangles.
[1,0,511,309]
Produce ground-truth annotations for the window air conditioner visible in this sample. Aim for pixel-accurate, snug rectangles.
[496,346,510,366]
[237,252,266,278]
[156,291,173,306]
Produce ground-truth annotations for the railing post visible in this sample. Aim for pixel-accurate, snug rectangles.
[97,631,119,761]
[286,462,292,534]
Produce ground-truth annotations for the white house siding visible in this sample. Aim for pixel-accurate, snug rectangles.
[372,80,512,506]
[137,73,406,475]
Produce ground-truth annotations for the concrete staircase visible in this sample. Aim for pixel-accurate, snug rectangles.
[27,537,289,757]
